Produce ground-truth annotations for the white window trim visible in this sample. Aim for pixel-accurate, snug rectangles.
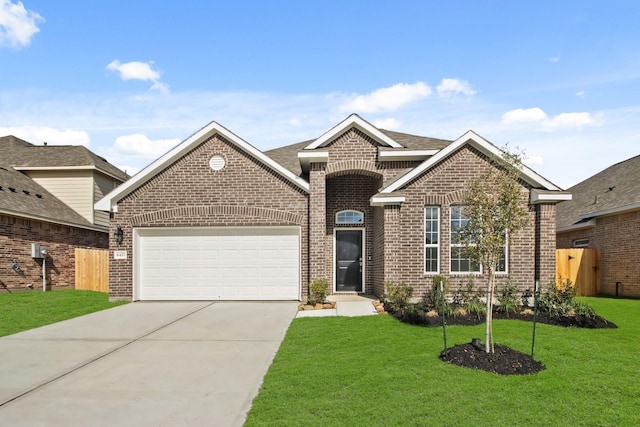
[335,209,364,225]
[424,206,440,274]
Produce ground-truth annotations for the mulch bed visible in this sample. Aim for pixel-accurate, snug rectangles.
[391,309,618,329]
[440,342,545,375]
[389,306,617,376]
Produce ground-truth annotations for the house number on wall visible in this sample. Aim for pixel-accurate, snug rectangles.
[114,250,128,260]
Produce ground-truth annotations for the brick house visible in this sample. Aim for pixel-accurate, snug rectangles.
[97,115,569,302]
[557,154,640,297]
[0,136,128,292]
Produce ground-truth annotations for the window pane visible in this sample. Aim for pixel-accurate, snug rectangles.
[424,206,440,273]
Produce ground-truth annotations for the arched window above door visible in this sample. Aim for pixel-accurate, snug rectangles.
[336,210,364,225]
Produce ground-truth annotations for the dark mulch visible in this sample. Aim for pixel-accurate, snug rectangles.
[440,342,545,375]
[389,306,617,376]
[391,308,618,329]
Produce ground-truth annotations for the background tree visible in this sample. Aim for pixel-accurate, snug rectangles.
[460,148,530,353]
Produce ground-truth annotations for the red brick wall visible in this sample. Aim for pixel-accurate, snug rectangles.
[382,146,545,297]
[0,214,107,291]
[558,210,640,296]
[109,134,309,300]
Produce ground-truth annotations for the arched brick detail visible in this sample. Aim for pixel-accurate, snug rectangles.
[130,205,304,226]
[445,189,469,205]
[326,160,381,178]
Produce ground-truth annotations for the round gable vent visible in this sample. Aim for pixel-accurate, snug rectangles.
[209,155,226,171]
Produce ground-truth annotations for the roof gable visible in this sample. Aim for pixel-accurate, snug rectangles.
[557,154,640,228]
[381,130,563,194]
[304,114,404,150]
[96,121,310,212]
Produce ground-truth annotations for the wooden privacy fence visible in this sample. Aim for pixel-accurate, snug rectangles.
[556,248,601,296]
[75,248,109,293]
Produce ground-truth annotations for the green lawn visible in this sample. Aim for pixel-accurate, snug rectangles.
[246,297,640,426]
[0,290,127,337]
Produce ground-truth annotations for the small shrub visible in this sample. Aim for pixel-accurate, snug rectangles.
[496,280,520,315]
[458,278,486,320]
[308,278,329,305]
[384,281,413,312]
[538,278,595,318]
[430,276,450,307]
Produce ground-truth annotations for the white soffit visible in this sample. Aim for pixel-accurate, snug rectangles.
[304,114,404,150]
[95,121,310,212]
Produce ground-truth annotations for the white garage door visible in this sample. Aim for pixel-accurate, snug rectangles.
[135,227,300,301]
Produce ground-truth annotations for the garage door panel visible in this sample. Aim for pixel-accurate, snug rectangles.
[137,227,300,301]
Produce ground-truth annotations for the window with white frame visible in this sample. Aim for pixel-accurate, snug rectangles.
[336,210,364,225]
[450,206,507,273]
[424,206,440,273]
[450,206,480,273]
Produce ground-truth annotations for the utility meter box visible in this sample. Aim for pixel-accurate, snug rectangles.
[31,243,45,258]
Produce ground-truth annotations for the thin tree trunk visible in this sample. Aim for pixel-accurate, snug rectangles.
[484,267,496,353]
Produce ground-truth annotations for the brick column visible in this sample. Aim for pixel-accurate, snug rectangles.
[309,163,327,286]
[535,203,557,285]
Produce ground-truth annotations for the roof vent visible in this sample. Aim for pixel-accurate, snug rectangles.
[22,190,30,195]
[36,193,43,198]
[9,187,16,192]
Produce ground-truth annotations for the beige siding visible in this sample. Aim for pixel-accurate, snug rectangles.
[27,170,95,223]
[94,173,118,227]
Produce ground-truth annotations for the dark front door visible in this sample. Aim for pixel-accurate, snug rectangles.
[335,230,363,292]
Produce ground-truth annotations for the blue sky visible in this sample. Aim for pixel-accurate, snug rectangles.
[1,1,639,188]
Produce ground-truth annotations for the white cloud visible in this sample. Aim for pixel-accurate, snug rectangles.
[339,82,431,113]
[0,0,44,49]
[543,112,600,130]
[0,125,90,146]
[549,56,561,63]
[436,78,477,99]
[576,90,585,97]
[113,133,180,159]
[502,107,548,124]
[107,60,169,93]
[374,117,402,129]
[502,107,601,131]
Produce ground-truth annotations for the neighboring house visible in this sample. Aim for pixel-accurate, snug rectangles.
[96,114,569,302]
[557,154,640,297]
[0,135,128,291]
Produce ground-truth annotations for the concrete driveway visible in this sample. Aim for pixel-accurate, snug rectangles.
[0,301,299,426]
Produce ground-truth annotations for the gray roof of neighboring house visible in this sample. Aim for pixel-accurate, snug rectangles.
[0,161,94,228]
[0,135,129,181]
[557,154,640,229]
[264,130,453,176]
[0,135,127,228]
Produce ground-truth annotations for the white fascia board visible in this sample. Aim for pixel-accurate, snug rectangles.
[95,121,310,212]
[556,218,596,233]
[381,130,562,194]
[370,194,406,206]
[378,150,439,161]
[297,151,329,173]
[530,189,573,204]
[577,202,640,222]
[14,165,126,182]
[304,114,403,150]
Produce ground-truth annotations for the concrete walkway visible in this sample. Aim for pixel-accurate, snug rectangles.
[0,301,299,427]
[295,294,379,318]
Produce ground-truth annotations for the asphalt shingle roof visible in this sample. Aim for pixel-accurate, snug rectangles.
[0,135,128,180]
[264,129,453,176]
[557,154,640,228]
[0,135,126,228]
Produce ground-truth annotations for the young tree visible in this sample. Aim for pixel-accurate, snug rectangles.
[460,148,530,353]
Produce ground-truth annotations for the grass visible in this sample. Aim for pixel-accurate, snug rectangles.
[245,297,640,426]
[0,290,127,337]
